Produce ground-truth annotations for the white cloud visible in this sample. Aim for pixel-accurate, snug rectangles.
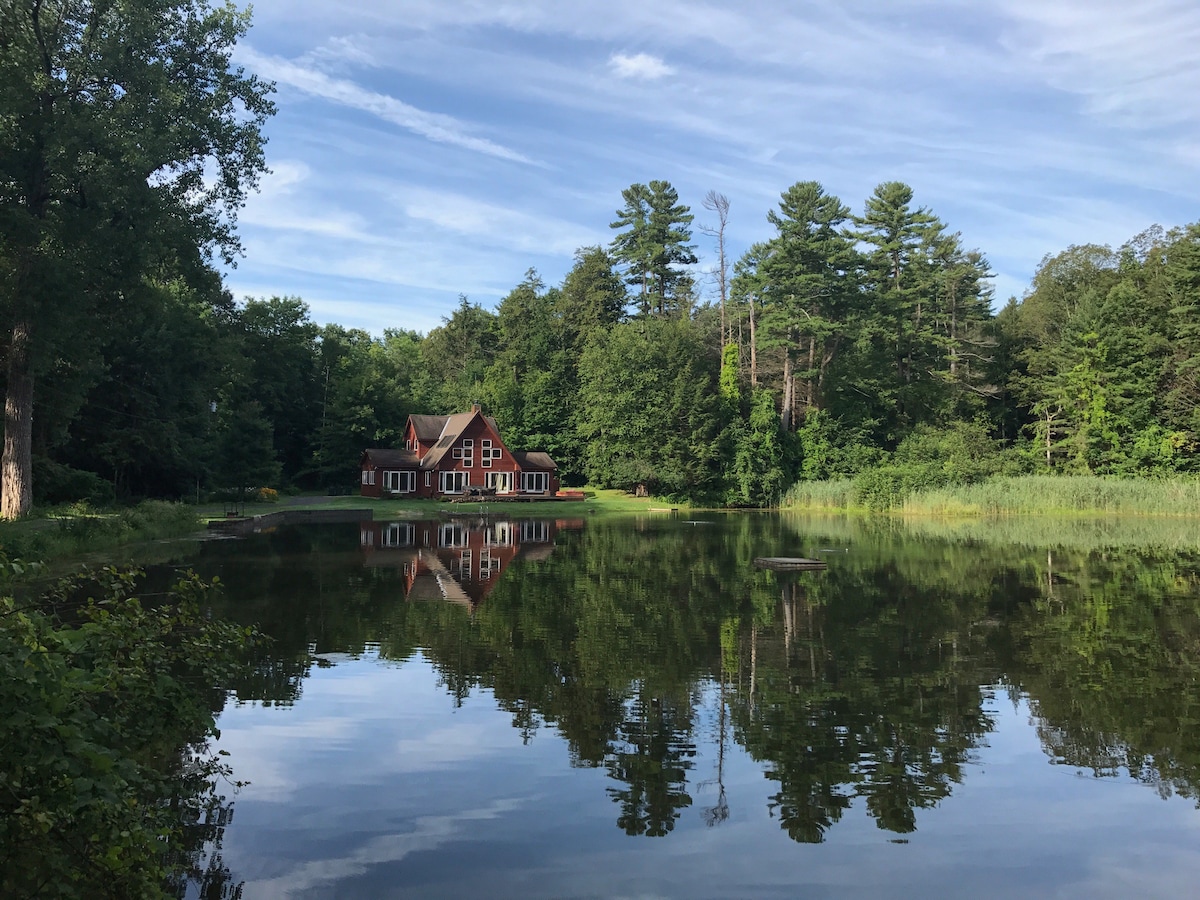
[236,46,536,164]
[996,0,1200,126]
[609,52,674,80]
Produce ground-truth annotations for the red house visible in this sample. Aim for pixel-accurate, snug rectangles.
[359,404,559,499]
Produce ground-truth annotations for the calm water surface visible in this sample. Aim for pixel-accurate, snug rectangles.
[156,513,1200,898]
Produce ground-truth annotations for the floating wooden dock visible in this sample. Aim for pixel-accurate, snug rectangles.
[754,557,827,571]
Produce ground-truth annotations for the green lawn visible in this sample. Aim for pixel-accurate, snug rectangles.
[198,487,690,523]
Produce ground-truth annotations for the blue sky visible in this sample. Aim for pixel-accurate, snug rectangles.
[227,0,1200,335]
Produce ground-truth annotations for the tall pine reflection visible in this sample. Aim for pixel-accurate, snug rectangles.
[168,514,1200,843]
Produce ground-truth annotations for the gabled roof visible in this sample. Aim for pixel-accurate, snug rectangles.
[419,409,502,470]
[512,450,557,471]
[408,415,448,443]
[362,448,419,468]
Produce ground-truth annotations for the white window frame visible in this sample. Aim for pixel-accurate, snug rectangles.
[383,523,414,547]
[486,521,513,546]
[521,472,548,493]
[520,520,550,542]
[362,469,376,486]
[439,471,468,494]
[425,471,431,487]
[486,472,512,493]
[439,523,466,547]
[383,470,415,492]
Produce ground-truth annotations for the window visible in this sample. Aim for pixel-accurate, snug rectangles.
[463,439,473,448]
[482,455,491,468]
[361,469,375,486]
[439,523,466,547]
[425,471,431,487]
[383,471,415,492]
[521,472,548,493]
[405,439,412,450]
[520,520,550,542]
[486,521,513,546]
[482,439,491,448]
[439,471,468,494]
[360,529,374,547]
[491,449,502,459]
[383,523,414,547]
[486,472,512,493]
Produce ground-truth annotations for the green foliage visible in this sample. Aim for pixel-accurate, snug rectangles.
[610,180,697,317]
[33,457,115,506]
[577,318,723,500]
[0,0,275,514]
[0,568,257,898]
[725,389,788,506]
[0,501,200,563]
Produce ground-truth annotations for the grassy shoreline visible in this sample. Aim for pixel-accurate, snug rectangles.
[783,475,1200,519]
[196,487,691,523]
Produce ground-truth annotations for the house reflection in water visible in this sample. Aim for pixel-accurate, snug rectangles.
[358,517,583,608]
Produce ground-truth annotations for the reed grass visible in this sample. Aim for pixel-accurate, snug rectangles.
[780,479,858,511]
[783,474,1200,519]
[901,476,1200,518]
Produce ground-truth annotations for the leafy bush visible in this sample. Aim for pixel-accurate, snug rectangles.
[0,568,258,898]
[32,457,115,506]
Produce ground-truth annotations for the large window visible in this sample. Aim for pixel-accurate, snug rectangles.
[439,523,467,547]
[382,470,415,492]
[382,523,414,547]
[485,472,512,493]
[521,472,548,493]
[520,520,550,542]
[439,471,468,494]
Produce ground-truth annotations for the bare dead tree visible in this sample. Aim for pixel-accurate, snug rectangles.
[700,191,730,347]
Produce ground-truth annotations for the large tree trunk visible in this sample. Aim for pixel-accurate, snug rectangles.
[3,319,34,519]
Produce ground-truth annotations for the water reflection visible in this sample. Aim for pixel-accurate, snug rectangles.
[359,517,583,608]
[155,514,1200,892]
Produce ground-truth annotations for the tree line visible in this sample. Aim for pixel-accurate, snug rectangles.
[27,172,1200,508]
[6,3,1200,513]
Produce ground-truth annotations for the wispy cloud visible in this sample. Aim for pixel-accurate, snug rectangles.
[996,0,1200,126]
[399,188,604,257]
[236,45,536,164]
[609,52,674,80]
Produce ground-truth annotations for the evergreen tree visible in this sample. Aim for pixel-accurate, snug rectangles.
[610,181,697,317]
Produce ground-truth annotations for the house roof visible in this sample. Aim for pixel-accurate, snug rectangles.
[408,415,448,443]
[363,448,419,468]
[419,409,502,470]
[512,450,557,471]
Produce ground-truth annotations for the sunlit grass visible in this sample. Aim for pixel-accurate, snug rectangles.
[902,476,1200,518]
[780,479,858,511]
[783,475,1200,519]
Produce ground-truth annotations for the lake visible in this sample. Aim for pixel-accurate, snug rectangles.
[154,512,1200,898]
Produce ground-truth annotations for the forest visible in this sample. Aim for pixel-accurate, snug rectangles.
[19,177,1200,511]
[4,2,1200,515]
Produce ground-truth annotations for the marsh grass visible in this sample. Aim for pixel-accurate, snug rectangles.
[784,475,1200,519]
[901,476,1200,518]
[780,479,858,511]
